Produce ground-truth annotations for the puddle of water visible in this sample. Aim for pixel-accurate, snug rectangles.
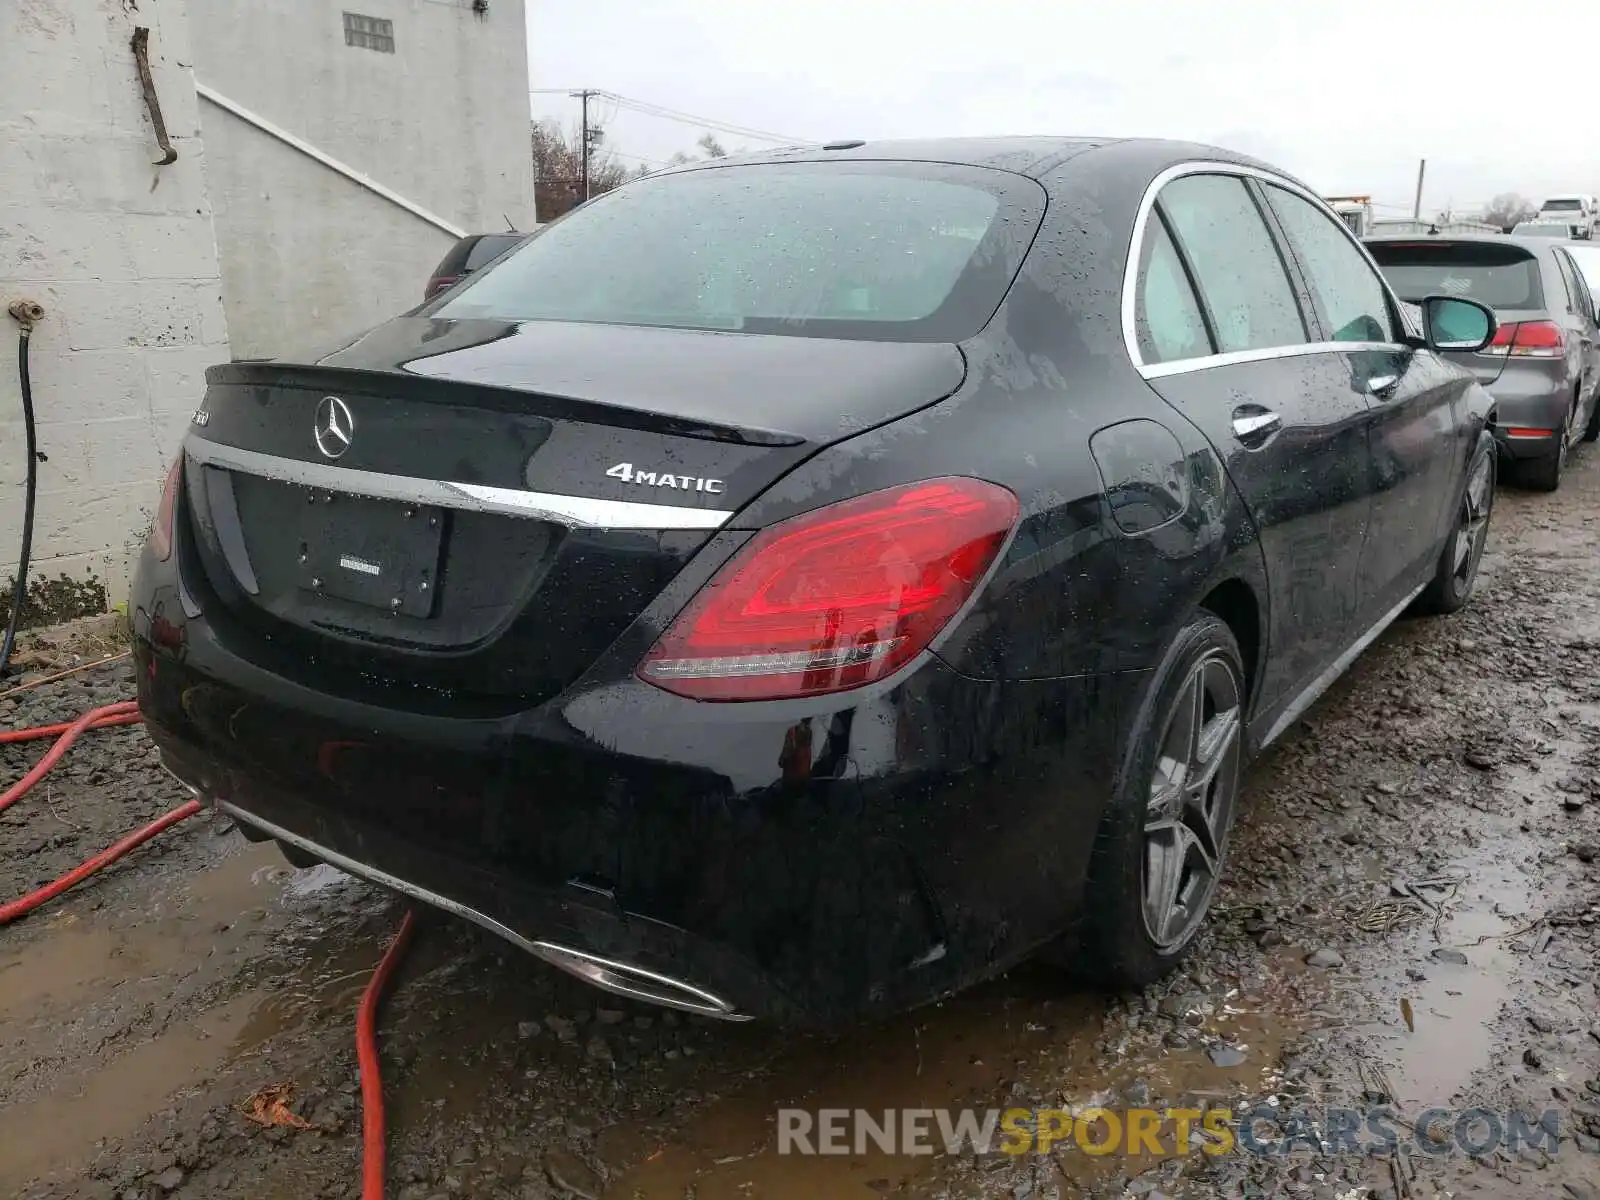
[0,844,287,1026]
[1354,838,1535,1110]
[0,991,261,1193]
[602,965,1302,1199]
[0,921,189,1017]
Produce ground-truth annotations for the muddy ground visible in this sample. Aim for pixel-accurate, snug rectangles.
[3,454,1599,1200]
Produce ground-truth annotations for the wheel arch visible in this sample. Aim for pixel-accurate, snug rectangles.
[1198,576,1263,708]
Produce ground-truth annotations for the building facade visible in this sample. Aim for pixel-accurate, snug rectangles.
[1,0,534,618]
[191,0,535,362]
[1,0,231,621]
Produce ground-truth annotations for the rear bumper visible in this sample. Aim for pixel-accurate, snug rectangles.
[1486,361,1573,460]
[133,546,1133,1025]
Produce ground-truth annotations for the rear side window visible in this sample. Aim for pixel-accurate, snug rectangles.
[1261,184,1395,344]
[436,162,1046,342]
[1552,250,1585,314]
[1365,242,1544,310]
[1136,218,1213,364]
[1157,174,1308,354]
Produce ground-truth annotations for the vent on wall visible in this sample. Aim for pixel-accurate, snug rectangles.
[343,12,395,53]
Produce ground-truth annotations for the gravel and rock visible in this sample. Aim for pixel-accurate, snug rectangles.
[3,454,1599,1199]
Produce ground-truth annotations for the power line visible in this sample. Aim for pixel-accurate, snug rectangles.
[530,87,817,147]
[602,91,816,146]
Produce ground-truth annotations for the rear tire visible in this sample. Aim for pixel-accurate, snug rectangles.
[1069,611,1246,989]
[1520,436,1565,492]
[1415,433,1494,615]
[1583,392,1600,443]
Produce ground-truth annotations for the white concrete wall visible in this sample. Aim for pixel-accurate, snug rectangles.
[1,0,232,611]
[190,0,536,362]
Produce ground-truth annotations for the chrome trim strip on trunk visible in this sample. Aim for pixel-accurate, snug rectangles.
[1259,581,1427,749]
[213,799,751,1021]
[185,436,735,531]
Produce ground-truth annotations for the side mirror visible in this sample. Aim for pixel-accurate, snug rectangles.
[1419,295,1497,353]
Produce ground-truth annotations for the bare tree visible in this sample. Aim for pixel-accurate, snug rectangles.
[531,119,641,220]
[664,132,736,167]
[1485,192,1539,232]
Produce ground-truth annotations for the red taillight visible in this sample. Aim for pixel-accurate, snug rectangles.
[150,456,181,562]
[424,275,462,300]
[1481,319,1564,358]
[638,478,1020,701]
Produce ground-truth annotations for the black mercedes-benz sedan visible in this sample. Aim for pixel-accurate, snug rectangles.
[133,137,1500,1025]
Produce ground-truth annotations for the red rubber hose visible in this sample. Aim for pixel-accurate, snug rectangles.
[0,797,202,925]
[0,708,143,743]
[358,909,416,1200]
[0,700,140,813]
[5,699,416,1197]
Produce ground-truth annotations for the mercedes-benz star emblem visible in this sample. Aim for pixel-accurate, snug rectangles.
[314,396,354,459]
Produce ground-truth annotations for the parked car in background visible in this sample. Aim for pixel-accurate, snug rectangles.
[1366,234,1600,491]
[136,137,1501,1025]
[1536,194,1597,239]
[1511,220,1578,239]
[423,232,527,301]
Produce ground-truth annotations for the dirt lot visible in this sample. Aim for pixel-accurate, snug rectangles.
[3,451,1599,1200]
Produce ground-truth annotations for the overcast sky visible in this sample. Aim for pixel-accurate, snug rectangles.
[527,0,1598,218]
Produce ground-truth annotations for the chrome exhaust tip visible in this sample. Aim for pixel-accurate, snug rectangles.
[211,800,753,1022]
[530,941,752,1022]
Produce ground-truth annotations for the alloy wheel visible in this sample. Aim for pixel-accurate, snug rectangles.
[1452,453,1493,588]
[1141,652,1244,953]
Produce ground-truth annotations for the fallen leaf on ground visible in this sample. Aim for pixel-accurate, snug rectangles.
[240,1082,316,1130]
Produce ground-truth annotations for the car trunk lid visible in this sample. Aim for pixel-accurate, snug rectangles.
[180,317,966,709]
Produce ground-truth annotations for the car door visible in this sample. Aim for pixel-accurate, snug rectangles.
[1255,180,1462,621]
[1552,246,1600,424]
[1133,169,1374,710]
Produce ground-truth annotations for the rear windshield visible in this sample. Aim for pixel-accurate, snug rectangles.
[433,161,1046,342]
[1542,198,1583,211]
[464,234,524,271]
[1366,242,1545,310]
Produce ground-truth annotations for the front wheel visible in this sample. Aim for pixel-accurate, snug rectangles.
[1070,611,1246,989]
[1415,433,1494,615]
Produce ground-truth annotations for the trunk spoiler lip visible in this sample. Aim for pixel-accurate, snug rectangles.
[204,361,807,449]
[184,434,735,532]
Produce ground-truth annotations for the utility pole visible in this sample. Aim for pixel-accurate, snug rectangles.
[569,88,601,202]
[1412,158,1427,220]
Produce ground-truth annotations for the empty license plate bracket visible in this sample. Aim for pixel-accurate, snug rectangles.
[296,490,444,618]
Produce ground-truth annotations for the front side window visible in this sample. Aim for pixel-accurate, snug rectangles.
[1135,217,1212,365]
[1262,184,1396,344]
[1157,174,1307,354]
[436,162,1046,343]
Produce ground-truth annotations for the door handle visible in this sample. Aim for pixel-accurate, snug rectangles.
[1365,373,1400,396]
[1231,410,1281,441]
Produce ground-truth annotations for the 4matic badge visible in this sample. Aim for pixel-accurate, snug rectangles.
[605,462,724,494]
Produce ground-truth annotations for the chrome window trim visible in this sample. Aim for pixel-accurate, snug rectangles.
[185,435,735,531]
[1122,160,1414,378]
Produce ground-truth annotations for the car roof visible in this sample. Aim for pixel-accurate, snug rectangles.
[649,135,1298,185]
